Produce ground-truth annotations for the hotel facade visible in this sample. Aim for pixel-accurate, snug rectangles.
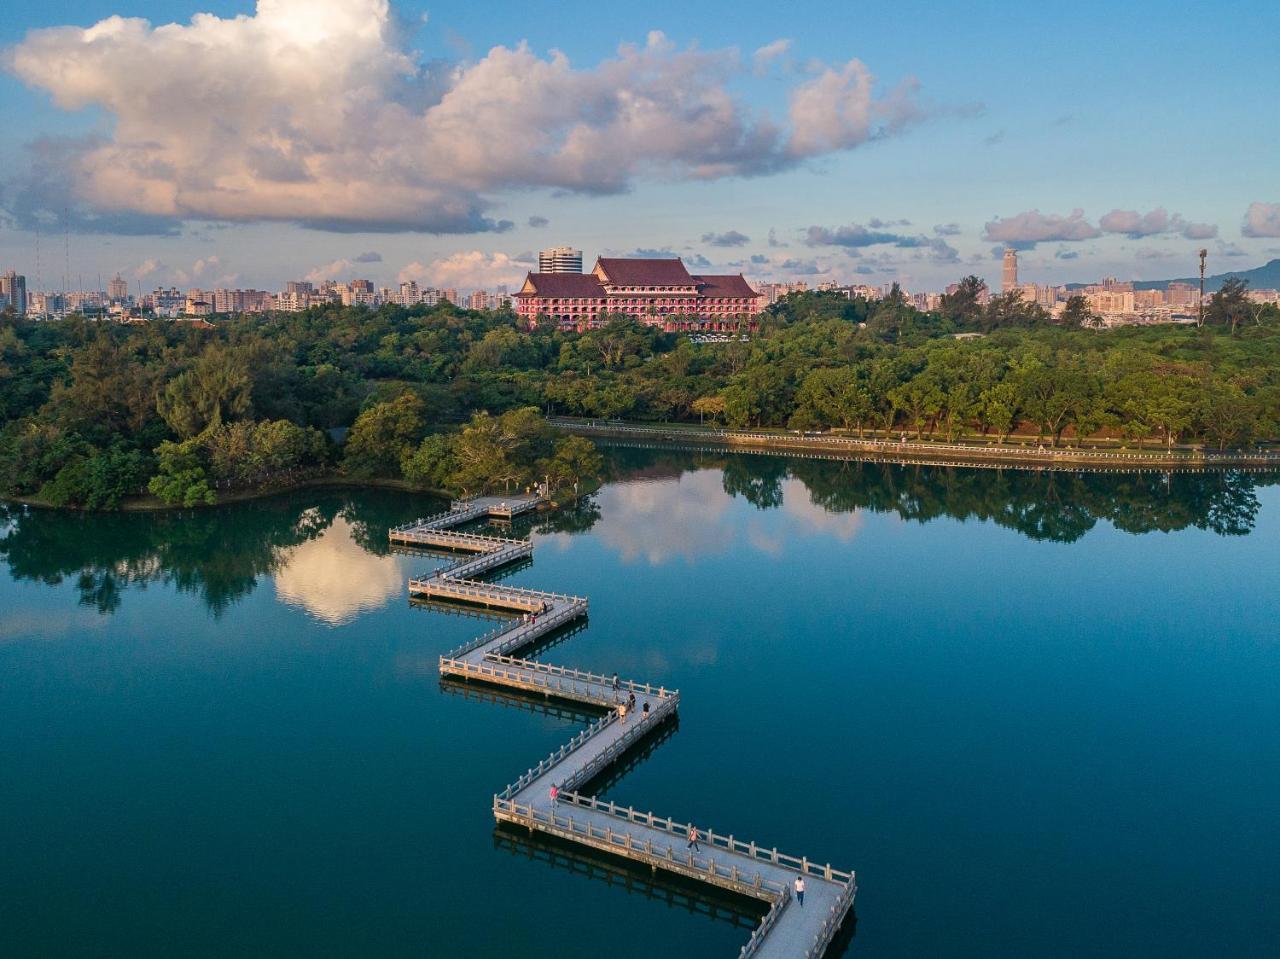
[515,257,762,331]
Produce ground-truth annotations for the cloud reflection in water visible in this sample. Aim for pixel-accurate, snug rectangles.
[274,517,403,625]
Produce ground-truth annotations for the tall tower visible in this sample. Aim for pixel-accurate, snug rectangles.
[1002,248,1018,293]
[538,247,583,274]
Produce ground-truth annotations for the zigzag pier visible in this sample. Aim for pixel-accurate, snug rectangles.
[391,494,857,959]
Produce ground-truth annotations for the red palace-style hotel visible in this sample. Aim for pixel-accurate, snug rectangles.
[515,256,762,332]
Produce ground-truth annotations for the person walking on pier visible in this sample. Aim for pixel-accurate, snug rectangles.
[619,701,628,723]
[627,692,636,715]
[612,672,620,701]
[794,876,805,906]
[687,826,701,852]
[642,701,650,718]
[550,783,559,803]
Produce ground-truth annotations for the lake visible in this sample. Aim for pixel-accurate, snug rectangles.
[2,450,1278,957]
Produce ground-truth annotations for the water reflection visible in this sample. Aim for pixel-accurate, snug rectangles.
[0,490,438,618]
[492,827,763,931]
[273,515,402,625]
[1,458,1274,619]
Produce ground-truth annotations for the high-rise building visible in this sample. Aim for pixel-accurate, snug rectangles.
[1,271,27,314]
[1001,248,1018,293]
[285,280,314,295]
[107,275,129,303]
[538,247,583,274]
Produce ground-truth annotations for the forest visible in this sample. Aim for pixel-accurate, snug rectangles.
[1,275,1277,509]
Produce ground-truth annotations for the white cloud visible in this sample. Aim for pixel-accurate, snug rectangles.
[1242,202,1280,238]
[1100,208,1218,240]
[787,60,921,157]
[751,38,791,74]
[304,259,349,282]
[173,254,222,285]
[8,2,928,234]
[133,257,164,280]
[397,251,527,289]
[983,209,1101,247]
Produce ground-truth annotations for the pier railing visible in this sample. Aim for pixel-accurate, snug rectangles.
[494,797,792,899]
[415,489,856,956]
[555,790,854,885]
[803,880,858,959]
[410,575,586,607]
[483,654,675,699]
[739,886,791,957]
[496,712,617,800]
[552,418,1280,465]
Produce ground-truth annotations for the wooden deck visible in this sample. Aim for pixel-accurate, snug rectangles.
[392,499,856,958]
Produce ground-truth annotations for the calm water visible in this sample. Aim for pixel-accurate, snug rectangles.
[2,452,1279,958]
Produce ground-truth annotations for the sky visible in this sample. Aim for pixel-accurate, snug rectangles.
[1,0,1279,295]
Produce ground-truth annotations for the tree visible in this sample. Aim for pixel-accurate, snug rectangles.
[978,382,1020,443]
[38,445,148,510]
[148,439,216,506]
[1205,277,1252,335]
[940,275,987,327]
[401,434,457,489]
[692,395,726,425]
[157,347,253,438]
[543,436,603,494]
[1059,294,1099,329]
[1199,384,1254,451]
[342,392,426,478]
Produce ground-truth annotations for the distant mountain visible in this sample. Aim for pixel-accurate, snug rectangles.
[1064,258,1280,293]
[1136,258,1280,293]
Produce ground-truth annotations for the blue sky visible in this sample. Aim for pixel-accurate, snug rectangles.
[2,0,1278,294]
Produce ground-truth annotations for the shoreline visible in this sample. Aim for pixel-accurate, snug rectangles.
[552,419,1280,473]
[0,474,451,514]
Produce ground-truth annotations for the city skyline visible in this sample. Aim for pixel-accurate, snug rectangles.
[2,1,1279,294]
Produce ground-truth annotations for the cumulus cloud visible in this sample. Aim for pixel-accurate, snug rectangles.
[933,223,961,236]
[1055,250,1080,260]
[804,222,957,261]
[805,223,901,247]
[776,258,826,275]
[397,250,528,289]
[701,230,751,247]
[354,251,383,263]
[6,2,929,234]
[133,258,165,279]
[751,38,791,75]
[749,254,769,264]
[1243,202,1280,238]
[1099,207,1218,240]
[527,215,549,228]
[305,258,356,282]
[983,209,1100,247]
[787,60,922,157]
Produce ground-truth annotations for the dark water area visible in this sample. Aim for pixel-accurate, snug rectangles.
[2,453,1278,957]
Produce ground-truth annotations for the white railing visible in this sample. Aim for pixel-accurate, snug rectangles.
[484,654,674,699]
[554,789,853,885]
[419,463,855,958]
[394,529,527,550]
[411,575,585,607]
[803,880,858,959]
[739,886,791,958]
[495,712,617,800]
[551,419,1280,464]
[439,654,634,711]
[493,797,791,901]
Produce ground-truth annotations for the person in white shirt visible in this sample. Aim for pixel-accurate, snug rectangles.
[794,876,805,906]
